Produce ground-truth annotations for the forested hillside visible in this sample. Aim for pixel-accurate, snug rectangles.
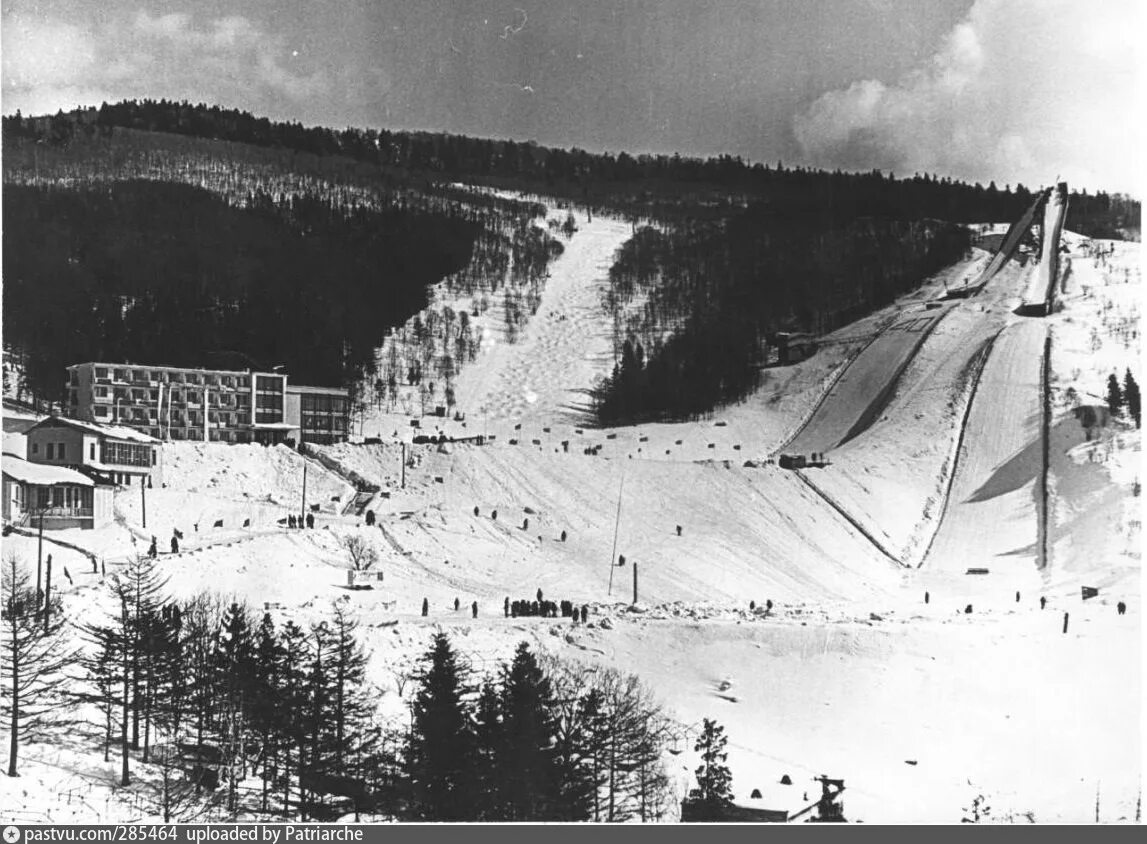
[4,100,1136,418]
[2,124,563,404]
[593,212,970,423]
[4,101,1138,234]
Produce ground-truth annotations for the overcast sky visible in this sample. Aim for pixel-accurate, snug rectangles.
[2,0,1142,192]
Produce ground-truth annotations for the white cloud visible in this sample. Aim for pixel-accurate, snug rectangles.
[793,0,1143,193]
[2,9,329,117]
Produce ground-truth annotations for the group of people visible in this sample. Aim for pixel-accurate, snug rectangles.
[148,532,182,556]
[285,513,315,529]
[505,589,589,623]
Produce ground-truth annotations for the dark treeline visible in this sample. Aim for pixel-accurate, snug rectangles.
[2,181,476,398]
[593,212,971,424]
[3,101,1138,235]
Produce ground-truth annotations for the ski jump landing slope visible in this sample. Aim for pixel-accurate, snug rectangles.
[922,319,1047,584]
[784,303,955,456]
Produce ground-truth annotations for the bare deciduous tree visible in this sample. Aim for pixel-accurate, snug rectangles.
[341,534,379,571]
[3,553,75,777]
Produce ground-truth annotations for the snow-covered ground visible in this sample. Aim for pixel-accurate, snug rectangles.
[2,215,1139,824]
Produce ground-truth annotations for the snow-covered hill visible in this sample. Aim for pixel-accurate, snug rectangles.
[1,203,1139,824]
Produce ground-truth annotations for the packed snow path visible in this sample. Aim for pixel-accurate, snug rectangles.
[452,211,633,428]
[921,320,1046,585]
[784,303,955,456]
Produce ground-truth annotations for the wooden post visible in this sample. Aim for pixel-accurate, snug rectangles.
[141,476,147,530]
[43,554,52,632]
[300,458,308,523]
[632,562,638,605]
[35,508,44,608]
[1063,611,1069,634]
[401,443,406,489]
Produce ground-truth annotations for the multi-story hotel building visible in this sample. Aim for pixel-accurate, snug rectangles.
[66,362,313,444]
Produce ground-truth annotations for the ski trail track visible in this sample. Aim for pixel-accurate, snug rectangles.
[920,320,1047,596]
[453,212,633,429]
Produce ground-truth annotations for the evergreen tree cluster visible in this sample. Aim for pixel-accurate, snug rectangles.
[1106,369,1140,427]
[593,211,970,424]
[79,557,389,821]
[409,635,675,822]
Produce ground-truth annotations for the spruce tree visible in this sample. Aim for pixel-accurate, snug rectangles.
[472,677,505,820]
[1106,373,1124,415]
[498,642,560,820]
[410,632,476,820]
[1124,369,1140,428]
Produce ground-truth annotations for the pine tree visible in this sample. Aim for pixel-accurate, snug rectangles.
[1106,373,1124,415]
[690,718,734,817]
[410,632,477,820]
[1124,369,1140,428]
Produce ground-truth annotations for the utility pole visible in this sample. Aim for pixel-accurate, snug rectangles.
[300,458,308,523]
[607,468,626,596]
[632,561,638,605]
[401,443,406,489]
[141,476,147,530]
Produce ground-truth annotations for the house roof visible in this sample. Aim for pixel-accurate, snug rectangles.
[26,415,159,444]
[2,456,94,487]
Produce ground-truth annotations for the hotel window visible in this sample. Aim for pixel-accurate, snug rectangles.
[90,443,96,460]
[114,369,127,381]
[94,406,108,417]
[95,387,108,398]
[95,367,108,379]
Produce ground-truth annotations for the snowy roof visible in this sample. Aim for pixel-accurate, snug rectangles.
[286,384,348,396]
[27,416,159,444]
[1,456,94,487]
